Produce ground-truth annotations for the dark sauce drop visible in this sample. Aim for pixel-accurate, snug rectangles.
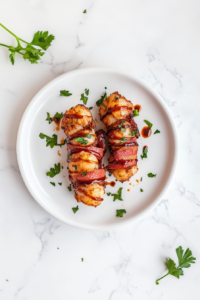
[53,117,61,131]
[106,181,116,187]
[134,104,142,112]
[141,126,152,138]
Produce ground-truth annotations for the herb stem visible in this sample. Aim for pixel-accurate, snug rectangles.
[156,272,169,285]
[0,43,10,48]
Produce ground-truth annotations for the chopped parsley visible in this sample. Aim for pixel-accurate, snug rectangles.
[81,258,84,261]
[80,93,88,105]
[6,279,9,282]
[129,129,138,136]
[141,147,148,159]
[46,112,53,124]
[68,185,72,191]
[54,112,63,119]
[148,173,156,178]
[85,89,89,95]
[107,192,111,196]
[83,9,87,13]
[46,163,61,177]
[96,91,107,106]
[39,133,65,148]
[68,155,72,159]
[118,121,125,128]
[116,209,126,217]
[72,206,79,213]
[58,182,62,186]
[62,166,64,169]
[75,137,88,145]
[84,134,92,139]
[111,187,123,201]
[82,172,87,176]
[105,87,107,89]
[154,129,160,134]
[68,122,73,125]
[89,107,93,110]
[108,173,112,177]
[74,165,77,170]
[140,188,143,192]
[60,90,72,97]
[50,182,55,186]
[140,177,142,181]
[121,128,126,133]
[144,119,153,129]
[57,247,59,249]
[134,109,139,116]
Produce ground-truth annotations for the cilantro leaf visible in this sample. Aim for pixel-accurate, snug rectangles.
[58,182,62,186]
[54,112,63,119]
[46,112,53,124]
[121,128,126,133]
[154,129,160,134]
[80,93,88,105]
[96,91,107,106]
[107,192,111,196]
[39,133,65,148]
[81,258,84,262]
[141,147,148,159]
[134,109,139,116]
[50,182,55,186]
[111,188,123,201]
[140,188,143,192]
[74,165,77,170]
[46,163,60,178]
[140,177,142,181]
[118,121,125,128]
[75,137,88,145]
[84,134,92,139]
[89,107,93,110]
[83,9,87,13]
[156,246,196,285]
[68,185,72,191]
[0,24,54,65]
[60,90,72,97]
[147,173,156,178]
[72,206,79,213]
[129,129,138,136]
[82,172,87,176]
[116,209,126,217]
[144,120,153,129]
[85,89,89,95]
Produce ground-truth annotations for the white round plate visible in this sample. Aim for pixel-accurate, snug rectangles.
[17,68,178,230]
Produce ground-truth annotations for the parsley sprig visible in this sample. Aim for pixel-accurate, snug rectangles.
[39,133,65,148]
[46,163,61,178]
[116,209,126,217]
[129,129,138,136]
[156,246,196,285]
[96,90,107,106]
[141,147,148,159]
[60,90,72,97]
[0,24,54,65]
[75,137,88,145]
[111,188,123,201]
[46,112,63,124]
[144,120,153,129]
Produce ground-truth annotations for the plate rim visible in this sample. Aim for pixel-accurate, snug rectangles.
[16,67,178,230]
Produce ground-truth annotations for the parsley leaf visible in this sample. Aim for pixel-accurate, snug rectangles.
[140,188,143,192]
[108,173,112,176]
[54,112,63,119]
[50,182,55,186]
[82,172,87,176]
[107,192,111,196]
[89,107,93,110]
[156,246,196,285]
[148,173,156,178]
[140,177,142,181]
[129,129,138,136]
[85,89,89,95]
[74,165,77,170]
[118,121,125,128]
[81,258,84,262]
[111,188,123,201]
[0,24,54,65]
[84,134,92,139]
[46,112,53,124]
[154,129,160,134]
[39,133,65,148]
[60,90,72,97]
[121,128,126,133]
[144,120,153,129]
[68,122,73,125]
[58,182,62,186]
[141,147,148,159]
[80,93,88,105]
[75,137,88,145]
[83,9,87,13]
[96,91,107,106]
[68,185,72,191]
[46,163,61,178]
[134,109,139,116]
[72,206,79,213]
[116,209,126,217]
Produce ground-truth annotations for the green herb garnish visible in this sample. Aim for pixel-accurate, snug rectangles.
[84,134,92,139]
[80,93,88,105]
[0,24,54,65]
[60,90,72,97]
[141,147,148,159]
[134,109,139,116]
[107,192,111,196]
[121,128,126,133]
[81,258,84,261]
[140,177,142,181]
[68,185,72,191]
[46,112,53,124]
[116,209,126,217]
[96,92,107,106]
[75,137,88,145]
[156,246,196,285]
[39,133,65,148]
[83,9,87,13]
[58,182,62,186]
[140,188,143,192]
[118,121,125,128]
[82,172,87,176]
[54,112,63,119]
[89,107,93,110]
[74,165,77,170]
[68,122,73,125]
[85,89,89,95]
[72,206,79,213]
[50,182,55,186]
[144,119,153,129]
[111,188,123,201]
[147,173,156,178]
[46,163,60,178]
[129,129,138,136]
[154,129,160,134]
[57,247,59,249]
[108,173,112,177]
[68,155,72,159]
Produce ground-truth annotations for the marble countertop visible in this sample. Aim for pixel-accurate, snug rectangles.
[1,0,200,299]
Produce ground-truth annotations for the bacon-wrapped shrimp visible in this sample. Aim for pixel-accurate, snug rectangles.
[61,104,106,207]
[99,92,140,182]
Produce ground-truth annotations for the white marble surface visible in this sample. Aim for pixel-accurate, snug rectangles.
[0,0,200,299]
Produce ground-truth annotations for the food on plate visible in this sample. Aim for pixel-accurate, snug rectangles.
[61,104,106,207]
[99,91,140,182]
